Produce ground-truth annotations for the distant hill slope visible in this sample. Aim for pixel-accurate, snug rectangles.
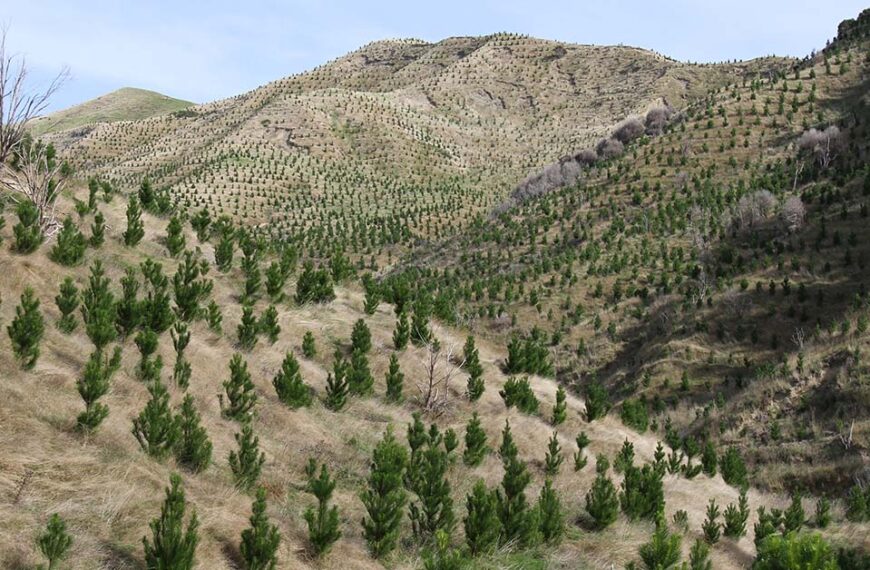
[30,87,194,135]
[43,35,787,254]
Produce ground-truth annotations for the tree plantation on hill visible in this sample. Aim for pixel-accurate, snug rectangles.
[0,7,869,570]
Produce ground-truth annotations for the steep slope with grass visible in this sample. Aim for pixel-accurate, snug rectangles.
[30,87,194,136]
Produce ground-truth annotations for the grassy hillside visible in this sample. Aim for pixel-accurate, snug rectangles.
[29,87,194,136]
[1,10,869,570]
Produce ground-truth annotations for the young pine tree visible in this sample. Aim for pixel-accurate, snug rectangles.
[8,287,45,369]
[544,431,563,476]
[496,423,538,548]
[214,229,235,273]
[723,489,750,539]
[171,321,192,388]
[258,305,280,344]
[552,385,568,425]
[76,347,121,431]
[12,200,43,253]
[240,488,281,569]
[143,473,198,570]
[55,276,80,333]
[303,462,342,557]
[301,331,316,358]
[229,422,266,491]
[702,499,721,544]
[173,394,213,473]
[135,328,163,382]
[361,426,408,558]
[132,379,179,460]
[463,480,500,556]
[689,538,712,570]
[585,473,619,530]
[237,304,259,351]
[37,513,73,570]
[351,318,372,354]
[50,216,86,266]
[538,479,565,544]
[115,267,141,337]
[190,208,211,242]
[123,194,145,247]
[165,215,185,257]
[206,300,222,333]
[89,210,106,248]
[81,261,116,350]
[272,351,312,408]
[392,309,410,350]
[408,435,455,542]
[172,250,213,322]
[385,352,404,403]
[639,518,682,570]
[574,431,591,471]
[463,412,488,467]
[221,354,257,421]
[348,348,374,396]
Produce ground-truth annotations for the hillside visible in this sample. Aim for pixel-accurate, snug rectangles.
[1,10,870,570]
[42,36,786,257]
[29,87,194,136]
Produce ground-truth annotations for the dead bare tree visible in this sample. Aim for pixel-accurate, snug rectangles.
[416,341,464,417]
[0,27,69,164]
[1,142,66,235]
[791,327,806,350]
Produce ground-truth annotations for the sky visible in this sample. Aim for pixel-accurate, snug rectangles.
[2,0,866,112]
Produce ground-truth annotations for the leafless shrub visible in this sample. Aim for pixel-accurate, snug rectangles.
[797,126,841,169]
[613,117,644,144]
[733,189,777,230]
[781,196,806,233]
[0,27,69,164]
[510,156,584,205]
[1,142,67,235]
[596,137,624,159]
[644,106,672,135]
[791,327,807,350]
[416,341,464,417]
[572,148,598,166]
[722,290,752,318]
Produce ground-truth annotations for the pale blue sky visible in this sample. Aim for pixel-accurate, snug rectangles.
[2,0,865,112]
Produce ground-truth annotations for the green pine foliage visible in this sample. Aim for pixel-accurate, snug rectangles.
[620,398,649,433]
[115,267,141,337]
[583,380,611,422]
[463,479,501,555]
[12,200,43,253]
[172,250,213,322]
[573,431,590,471]
[123,194,145,247]
[206,300,223,333]
[135,328,163,382]
[552,385,567,425]
[132,379,179,460]
[385,353,404,403]
[303,462,342,557]
[50,216,86,266]
[214,227,235,272]
[240,487,281,569]
[295,261,335,304]
[237,304,259,350]
[499,376,539,415]
[392,309,410,350]
[89,210,105,247]
[55,276,80,333]
[544,431,563,476]
[347,348,374,396]
[614,439,635,474]
[363,275,380,314]
[264,261,286,301]
[221,354,257,421]
[585,473,619,530]
[351,318,372,353]
[619,464,664,522]
[410,294,433,346]
[422,529,465,570]
[258,305,280,344]
[408,429,455,542]
[301,331,316,358]
[361,426,408,558]
[37,513,73,570]
[638,519,682,570]
[229,422,266,491]
[76,347,121,431]
[689,539,712,570]
[142,474,199,570]
[538,479,565,544]
[140,259,175,333]
[81,260,117,350]
[165,215,186,257]
[753,532,838,570]
[324,356,349,412]
[190,208,211,242]
[720,447,748,488]
[495,421,538,548]
[702,499,721,544]
[173,394,213,473]
[7,287,45,369]
[723,489,750,539]
[504,327,553,376]
[463,412,488,467]
[272,351,312,408]
[463,335,485,401]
